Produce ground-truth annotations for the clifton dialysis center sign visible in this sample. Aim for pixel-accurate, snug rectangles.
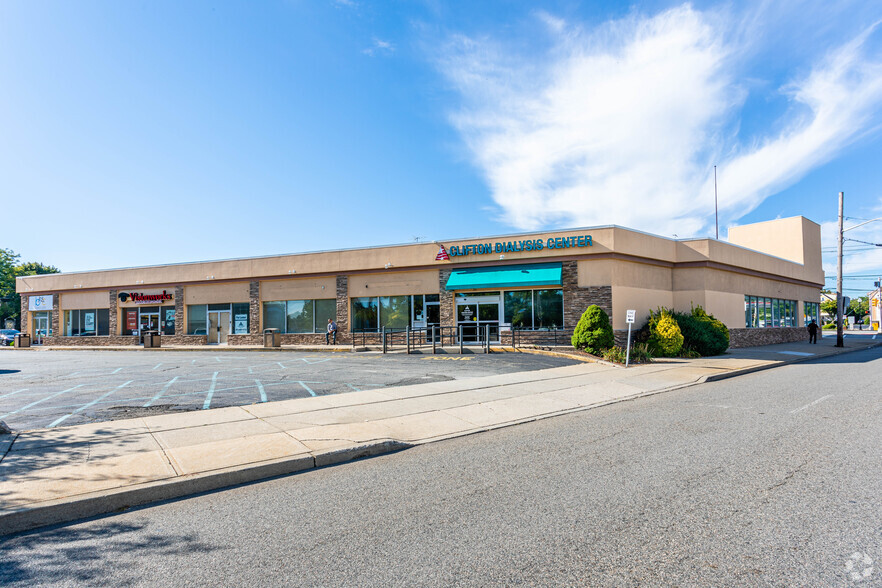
[446,235,592,258]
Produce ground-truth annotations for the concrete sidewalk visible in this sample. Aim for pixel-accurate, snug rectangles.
[1,336,879,536]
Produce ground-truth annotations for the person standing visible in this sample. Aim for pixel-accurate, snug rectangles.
[807,319,818,344]
[326,318,337,345]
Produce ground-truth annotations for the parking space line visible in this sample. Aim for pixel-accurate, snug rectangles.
[345,383,361,392]
[0,384,85,419]
[144,376,180,407]
[277,362,286,369]
[215,357,221,362]
[202,372,219,410]
[48,381,133,428]
[790,394,833,414]
[111,367,123,374]
[256,380,267,402]
[153,363,162,370]
[297,381,317,397]
[0,388,29,400]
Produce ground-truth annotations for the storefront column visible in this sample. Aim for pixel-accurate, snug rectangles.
[109,290,118,334]
[439,268,454,327]
[335,276,349,342]
[20,296,28,334]
[51,295,60,336]
[249,281,260,334]
[174,286,184,335]
[562,260,611,327]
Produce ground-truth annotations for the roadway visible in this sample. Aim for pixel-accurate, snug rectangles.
[1,346,880,586]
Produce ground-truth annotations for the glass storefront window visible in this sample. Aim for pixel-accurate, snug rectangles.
[64,309,110,336]
[162,307,176,335]
[380,296,409,329]
[745,296,797,328]
[188,304,208,335]
[351,297,378,331]
[535,289,563,329]
[286,300,314,333]
[314,299,336,332]
[504,291,533,329]
[264,301,286,332]
[232,302,249,334]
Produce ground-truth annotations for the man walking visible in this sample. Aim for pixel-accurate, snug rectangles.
[807,319,819,344]
[326,318,337,345]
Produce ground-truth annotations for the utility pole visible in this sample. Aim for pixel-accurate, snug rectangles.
[836,191,844,347]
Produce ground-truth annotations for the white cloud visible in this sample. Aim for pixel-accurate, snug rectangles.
[363,37,395,57]
[438,5,882,238]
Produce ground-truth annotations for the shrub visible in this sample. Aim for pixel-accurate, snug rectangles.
[671,305,729,356]
[601,346,627,363]
[571,305,614,354]
[648,309,684,356]
[822,322,836,330]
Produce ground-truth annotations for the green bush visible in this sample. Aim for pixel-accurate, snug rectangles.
[571,305,614,354]
[671,305,729,356]
[822,322,836,330]
[601,346,627,363]
[648,310,684,356]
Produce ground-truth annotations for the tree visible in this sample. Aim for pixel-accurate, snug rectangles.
[0,248,60,330]
[820,299,838,322]
[848,296,869,319]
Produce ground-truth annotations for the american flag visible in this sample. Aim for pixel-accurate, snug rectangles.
[435,246,450,261]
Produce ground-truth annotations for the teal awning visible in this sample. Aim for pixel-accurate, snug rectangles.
[445,263,562,291]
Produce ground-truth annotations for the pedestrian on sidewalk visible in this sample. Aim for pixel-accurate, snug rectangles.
[326,318,337,345]
[807,319,818,344]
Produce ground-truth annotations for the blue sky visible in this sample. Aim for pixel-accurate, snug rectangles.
[2,0,881,296]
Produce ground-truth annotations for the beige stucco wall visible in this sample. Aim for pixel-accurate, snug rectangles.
[185,283,250,305]
[261,277,336,302]
[348,270,439,297]
[61,291,109,310]
[611,286,674,330]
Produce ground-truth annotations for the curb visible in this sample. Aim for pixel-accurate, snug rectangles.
[0,440,410,538]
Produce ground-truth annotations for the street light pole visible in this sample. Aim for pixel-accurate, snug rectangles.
[836,192,844,347]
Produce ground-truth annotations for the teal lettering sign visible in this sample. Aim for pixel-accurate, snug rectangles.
[447,235,592,258]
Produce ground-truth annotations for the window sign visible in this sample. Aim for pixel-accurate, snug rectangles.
[84,312,95,331]
[29,295,54,311]
[126,310,138,332]
[234,314,248,334]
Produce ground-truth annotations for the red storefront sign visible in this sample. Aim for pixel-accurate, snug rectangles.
[126,310,138,332]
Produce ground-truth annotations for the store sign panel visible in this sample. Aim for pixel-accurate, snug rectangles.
[118,290,174,305]
[234,314,248,334]
[28,295,54,311]
[445,235,592,258]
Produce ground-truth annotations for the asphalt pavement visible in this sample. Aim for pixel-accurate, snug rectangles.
[0,350,579,431]
[1,345,879,586]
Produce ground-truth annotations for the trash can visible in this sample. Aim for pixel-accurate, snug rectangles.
[264,328,280,348]
[143,331,161,348]
[14,334,30,348]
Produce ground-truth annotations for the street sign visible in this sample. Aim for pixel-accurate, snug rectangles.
[626,310,636,324]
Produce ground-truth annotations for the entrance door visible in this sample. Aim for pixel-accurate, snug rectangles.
[33,314,49,345]
[456,295,501,343]
[208,311,231,344]
[140,311,159,333]
[426,303,441,341]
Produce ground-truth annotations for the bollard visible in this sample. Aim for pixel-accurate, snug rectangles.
[382,327,386,354]
[406,326,411,355]
[432,326,437,354]
[459,325,463,355]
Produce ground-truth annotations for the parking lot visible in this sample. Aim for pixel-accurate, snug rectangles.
[0,349,580,431]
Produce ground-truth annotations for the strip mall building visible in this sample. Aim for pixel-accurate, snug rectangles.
[16,216,824,349]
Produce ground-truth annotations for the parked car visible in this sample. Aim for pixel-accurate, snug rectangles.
[0,329,21,346]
